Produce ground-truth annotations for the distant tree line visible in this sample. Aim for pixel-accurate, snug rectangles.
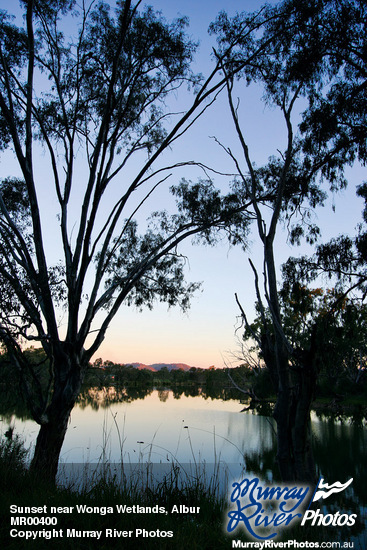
[86,359,252,395]
[1,344,366,416]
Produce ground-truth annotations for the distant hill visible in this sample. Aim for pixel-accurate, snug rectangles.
[129,362,192,372]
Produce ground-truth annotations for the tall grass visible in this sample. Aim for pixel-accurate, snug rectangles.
[0,432,237,550]
[58,407,247,502]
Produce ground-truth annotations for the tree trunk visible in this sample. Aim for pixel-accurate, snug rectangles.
[274,385,295,481]
[273,356,317,484]
[29,406,72,484]
[29,354,86,484]
[273,342,296,482]
[263,240,317,484]
[292,355,317,483]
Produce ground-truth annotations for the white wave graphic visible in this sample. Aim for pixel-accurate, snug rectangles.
[313,478,353,502]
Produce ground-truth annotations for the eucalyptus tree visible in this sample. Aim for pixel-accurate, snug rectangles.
[211,0,366,482]
[280,182,367,391]
[0,0,275,482]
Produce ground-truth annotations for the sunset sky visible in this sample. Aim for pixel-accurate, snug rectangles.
[0,0,364,368]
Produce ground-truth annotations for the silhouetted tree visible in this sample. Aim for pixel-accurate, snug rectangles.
[0,0,265,482]
[212,0,366,482]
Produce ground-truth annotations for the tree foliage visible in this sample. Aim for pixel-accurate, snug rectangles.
[0,0,263,481]
[210,0,367,482]
[244,283,367,392]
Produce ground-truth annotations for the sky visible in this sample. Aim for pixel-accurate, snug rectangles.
[0,0,364,369]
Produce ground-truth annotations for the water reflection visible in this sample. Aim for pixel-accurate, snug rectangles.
[312,413,367,503]
[2,387,366,477]
[2,386,367,544]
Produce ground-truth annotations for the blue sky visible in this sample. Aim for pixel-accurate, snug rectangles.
[99,0,364,368]
[98,0,364,367]
[0,0,364,368]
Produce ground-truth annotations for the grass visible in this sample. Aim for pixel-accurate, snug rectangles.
[0,434,242,550]
[1,431,366,550]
